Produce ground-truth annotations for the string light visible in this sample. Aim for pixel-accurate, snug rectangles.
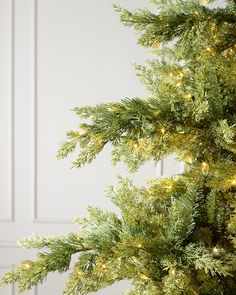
[231,179,236,186]
[132,257,139,264]
[23,263,31,269]
[77,234,82,240]
[176,82,181,87]
[179,72,184,78]
[213,35,219,43]
[133,141,145,150]
[77,271,83,278]
[111,106,118,112]
[22,260,33,269]
[165,183,173,191]
[140,274,148,280]
[185,93,192,100]
[199,0,209,5]
[206,46,212,52]
[91,134,103,144]
[213,246,219,253]
[201,162,209,172]
[101,264,107,270]
[160,128,165,135]
[186,156,193,164]
[146,188,152,196]
[170,269,176,275]
[137,243,142,248]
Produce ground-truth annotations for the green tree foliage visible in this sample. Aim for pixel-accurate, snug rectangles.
[1,0,236,294]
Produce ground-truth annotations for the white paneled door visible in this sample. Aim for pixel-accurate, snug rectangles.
[0,1,183,294]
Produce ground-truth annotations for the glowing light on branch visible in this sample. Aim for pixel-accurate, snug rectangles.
[213,247,219,254]
[176,82,181,87]
[201,162,209,172]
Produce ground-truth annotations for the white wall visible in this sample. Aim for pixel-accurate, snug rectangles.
[0,1,183,294]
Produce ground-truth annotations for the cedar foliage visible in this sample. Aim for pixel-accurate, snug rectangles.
[1,1,236,294]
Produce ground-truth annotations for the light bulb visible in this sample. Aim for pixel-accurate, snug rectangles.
[185,93,192,100]
[176,82,181,87]
[24,264,31,269]
[231,179,236,186]
[140,274,148,280]
[186,157,193,164]
[166,184,173,191]
[201,162,209,172]
[199,0,209,5]
[213,246,219,253]
[213,35,219,43]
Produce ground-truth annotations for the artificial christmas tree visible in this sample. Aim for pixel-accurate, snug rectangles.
[1,0,236,294]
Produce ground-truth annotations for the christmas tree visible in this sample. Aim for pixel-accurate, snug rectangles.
[1,0,236,294]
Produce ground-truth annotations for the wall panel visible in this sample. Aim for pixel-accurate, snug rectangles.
[0,0,14,222]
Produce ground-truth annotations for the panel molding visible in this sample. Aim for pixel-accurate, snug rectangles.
[0,242,18,248]
[157,157,185,177]
[32,0,38,222]
[31,0,72,224]
[0,0,15,223]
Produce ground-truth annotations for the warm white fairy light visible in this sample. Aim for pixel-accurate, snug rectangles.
[174,176,180,182]
[213,35,219,43]
[166,183,173,191]
[140,274,148,280]
[176,82,181,87]
[185,93,192,100]
[231,179,236,186]
[198,0,209,5]
[101,264,107,270]
[160,128,165,135]
[201,162,209,172]
[24,263,31,269]
[186,156,193,164]
[213,246,219,253]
